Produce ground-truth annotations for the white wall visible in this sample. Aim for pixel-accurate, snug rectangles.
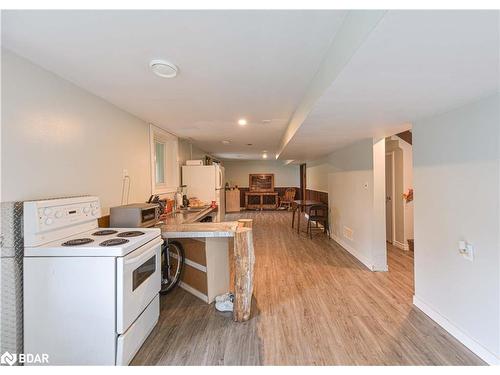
[178,138,209,186]
[323,138,387,271]
[1,49,152,214]
[223,159,299,187]
[178,139,208,167]
[413,94,500,364]
[372,138,388,270]
[306,158,333,192]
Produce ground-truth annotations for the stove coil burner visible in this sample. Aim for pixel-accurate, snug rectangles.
[92,230,118,236]
[62,238,94,246]
[99,238,130,247]
[117,231,145,238]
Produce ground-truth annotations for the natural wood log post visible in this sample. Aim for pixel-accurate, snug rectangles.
[233,227,255,322]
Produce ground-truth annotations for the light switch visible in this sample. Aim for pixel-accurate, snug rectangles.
[458,240,466,251]
[458,240,474,261]
[464,243,474,261]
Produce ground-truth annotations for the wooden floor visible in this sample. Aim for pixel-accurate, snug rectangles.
[132,211,484,366]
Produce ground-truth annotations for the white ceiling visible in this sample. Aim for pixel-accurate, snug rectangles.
[2,10,499,162]
[279,10,500,161]
[1,10,347,160]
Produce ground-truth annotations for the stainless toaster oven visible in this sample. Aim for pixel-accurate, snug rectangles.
[109,203,159,228]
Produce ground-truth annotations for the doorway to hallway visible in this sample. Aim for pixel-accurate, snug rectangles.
[385,131,414,253]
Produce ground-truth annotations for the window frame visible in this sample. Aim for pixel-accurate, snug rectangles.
[149,124,179,195]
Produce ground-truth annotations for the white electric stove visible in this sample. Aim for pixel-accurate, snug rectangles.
[23,196,162,365]
[25,227,161,257]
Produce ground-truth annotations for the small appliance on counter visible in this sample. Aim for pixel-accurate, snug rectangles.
[110,202,159,228]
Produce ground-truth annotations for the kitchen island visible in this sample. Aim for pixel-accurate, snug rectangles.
[157,206,254,322]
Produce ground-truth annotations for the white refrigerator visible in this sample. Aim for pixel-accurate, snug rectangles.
[182,164,225,222]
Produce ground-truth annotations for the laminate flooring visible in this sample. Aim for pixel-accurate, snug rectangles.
[131,211,484,366]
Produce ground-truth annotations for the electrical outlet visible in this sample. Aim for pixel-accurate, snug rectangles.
[343,226,353,241]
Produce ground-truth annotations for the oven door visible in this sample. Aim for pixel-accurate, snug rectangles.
[116,236,162,334]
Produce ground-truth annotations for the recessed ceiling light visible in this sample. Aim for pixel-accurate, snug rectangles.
[262,153,268,159]
[150,59,179,78]
[238,119,247,126]
[262,150,268,153]
[221,140,230,144]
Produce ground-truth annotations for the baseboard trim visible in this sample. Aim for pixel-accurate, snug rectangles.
[331,234,373,271]
[413,295,499,365]
[179,281,209,303]
[393,240,409,251]
[375,263,389,272]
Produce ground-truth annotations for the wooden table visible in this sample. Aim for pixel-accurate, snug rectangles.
[291,200,324,234]
[245,192,279,210]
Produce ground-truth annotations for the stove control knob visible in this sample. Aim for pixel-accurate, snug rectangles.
[91,209,99,216]
[45,218,53,225]
[55,211,63,219]
[43,208,52,216]
[83,206,90,214]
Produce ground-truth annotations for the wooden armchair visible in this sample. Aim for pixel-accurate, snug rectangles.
[279,188,296,210]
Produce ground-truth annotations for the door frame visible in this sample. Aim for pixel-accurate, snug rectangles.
[385,152,396,244]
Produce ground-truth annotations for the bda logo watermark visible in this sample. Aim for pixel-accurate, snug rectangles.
[1,351,49,365]
[1,351,16,366]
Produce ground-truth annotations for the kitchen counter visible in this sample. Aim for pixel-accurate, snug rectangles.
[158,205,238,238]
[159,221,239,238]
[160,205,217,225]
[157,206,254,322]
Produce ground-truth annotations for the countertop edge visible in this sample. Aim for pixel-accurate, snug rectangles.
[160,221,240,238]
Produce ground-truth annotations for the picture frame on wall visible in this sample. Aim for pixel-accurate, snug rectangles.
[249,174,275,192]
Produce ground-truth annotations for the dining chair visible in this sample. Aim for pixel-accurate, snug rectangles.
[306,204,329,239]
[279,188,296,210]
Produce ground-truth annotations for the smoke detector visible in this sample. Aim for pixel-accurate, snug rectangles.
[150,59,179,78]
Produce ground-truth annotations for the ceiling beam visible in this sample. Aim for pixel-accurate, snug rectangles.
[276,10,387,159]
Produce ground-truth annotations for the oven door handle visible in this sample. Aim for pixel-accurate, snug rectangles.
[124,237,163,265]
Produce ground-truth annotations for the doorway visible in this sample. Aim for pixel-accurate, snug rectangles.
[384,132,414,295]
[385,133,413,251]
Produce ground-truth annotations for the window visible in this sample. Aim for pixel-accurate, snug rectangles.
[155,141,165,184]
[150,124,179,194]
